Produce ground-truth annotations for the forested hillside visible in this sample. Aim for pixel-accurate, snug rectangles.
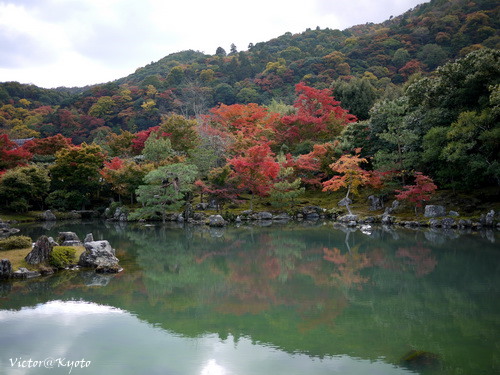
[0,0,498,215]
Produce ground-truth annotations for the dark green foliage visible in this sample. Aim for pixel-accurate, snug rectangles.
[49,246,76,268]
[0,165,50,211]
[0,235,32,250]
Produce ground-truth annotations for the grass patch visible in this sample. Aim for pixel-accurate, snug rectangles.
[0,247,33,270]
[0,245,85,271]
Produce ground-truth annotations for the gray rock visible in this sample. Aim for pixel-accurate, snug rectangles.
[404,221,420,227]
[195,203,209,210]
[40,210,56,221]
[424,205,446,218]
[48,237,59,247]
[347,221,357,227]
[383,200,400,215]
[78,240,120,272]
[482,210,495,226]
[12,267,41,279]
[360,217,376,224]
[58,232,82,247]
[449,211,459,217]
[252,211,273,220]
[0,219,20,237]
[208,215,226,227]
[112,207,128,222]
[338,197,352,207]
[273,213,291,221]
[84,233,94,243]
[338,214,358,222]
[367,195,384,211]
[0,259,12,279]
[192,212,206,221]
[441,218,456,228]
[25,236,53,265]
[429,219,441,228]
[458,219,472,228]
[381,215,394,225]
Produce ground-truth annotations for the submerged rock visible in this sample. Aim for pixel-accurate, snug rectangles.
[401,350,440,371]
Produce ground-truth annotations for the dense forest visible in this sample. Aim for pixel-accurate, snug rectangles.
[0,0,498,216]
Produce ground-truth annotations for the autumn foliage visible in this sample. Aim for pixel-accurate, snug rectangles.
[395,172,437,213]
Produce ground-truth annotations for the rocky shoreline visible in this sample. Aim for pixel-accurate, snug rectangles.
[0,230,122,281]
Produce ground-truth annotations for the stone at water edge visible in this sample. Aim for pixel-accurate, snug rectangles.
[78,240,121,273]
[40,210,56,221]
[208,215,226,227]
[58,232,83,246]
[84,233,94,243]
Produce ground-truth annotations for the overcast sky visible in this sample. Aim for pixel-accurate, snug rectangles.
[0,0,428,88]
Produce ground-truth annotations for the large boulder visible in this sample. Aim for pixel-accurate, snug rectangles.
[367,195,384,211]
[208,215,226,227]
[424,205,446,218]
[78,240,120,273]
[25,235,54,265]
[40,210,57,221]
[0,259,12,279]
[58,232,83,246]
[481,210,495,227]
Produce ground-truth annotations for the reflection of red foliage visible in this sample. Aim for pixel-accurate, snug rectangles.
[323,247,370,289]
[396,245,437,277]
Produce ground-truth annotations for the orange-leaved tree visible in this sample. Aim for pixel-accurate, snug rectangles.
[322,148,381,214]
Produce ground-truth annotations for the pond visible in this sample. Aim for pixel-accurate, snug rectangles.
[0,221,499,375]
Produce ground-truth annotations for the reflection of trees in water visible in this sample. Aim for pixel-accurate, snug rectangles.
[4,224,500,374]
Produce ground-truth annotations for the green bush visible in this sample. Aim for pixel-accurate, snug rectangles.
[49,246,76,268]
[0,235,32,250]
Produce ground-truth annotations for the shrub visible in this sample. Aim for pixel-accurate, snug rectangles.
[0,235,32,250]
[49,246,76,268]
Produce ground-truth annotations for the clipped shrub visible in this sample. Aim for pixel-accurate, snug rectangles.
[0,235,32,250]
[49,246,76,268]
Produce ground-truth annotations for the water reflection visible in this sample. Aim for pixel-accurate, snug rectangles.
[1,222,499,375]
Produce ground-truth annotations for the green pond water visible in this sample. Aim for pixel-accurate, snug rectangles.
[0,221,499,375]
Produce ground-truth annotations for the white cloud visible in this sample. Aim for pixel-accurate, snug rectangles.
[0,0,429,88]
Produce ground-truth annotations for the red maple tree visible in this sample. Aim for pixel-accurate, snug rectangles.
[395,172,437,214]
[229,142,280,209]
